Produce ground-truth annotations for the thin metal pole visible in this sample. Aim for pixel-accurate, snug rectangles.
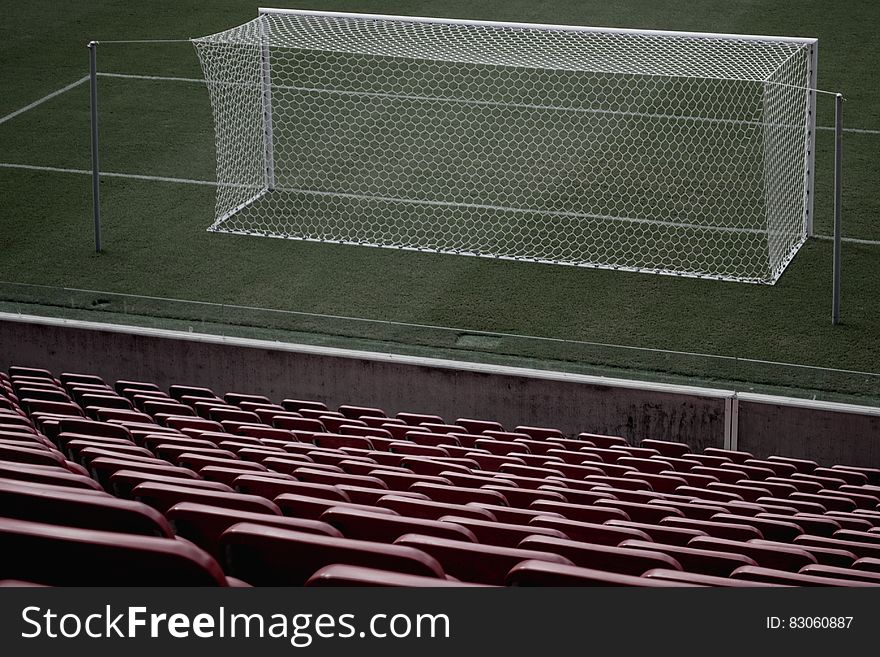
[258,17,275,191]
[832,93,843,325]
[88,41,102,253]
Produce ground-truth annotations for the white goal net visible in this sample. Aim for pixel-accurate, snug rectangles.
[192,9,818,283]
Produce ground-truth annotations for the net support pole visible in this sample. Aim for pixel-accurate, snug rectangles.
[258,14,276,191]
[831,93,843,325]
[88,41,102,253]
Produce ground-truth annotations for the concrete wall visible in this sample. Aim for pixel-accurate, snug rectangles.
[736,395,880,467]
[2,314,878,465]
[0,315,729,452]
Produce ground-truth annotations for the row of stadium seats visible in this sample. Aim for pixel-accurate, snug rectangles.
[1,364,879,586]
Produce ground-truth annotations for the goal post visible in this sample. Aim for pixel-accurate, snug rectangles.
[192,9,819,284]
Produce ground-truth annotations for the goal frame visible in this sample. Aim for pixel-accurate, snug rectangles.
[214,8,820,283]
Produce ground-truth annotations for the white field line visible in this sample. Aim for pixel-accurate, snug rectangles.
[0,76,89,126]
[0,162,219,186]
[3,160,880,246]
[98,72,880,135]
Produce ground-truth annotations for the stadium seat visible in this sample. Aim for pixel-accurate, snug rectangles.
[321,507,478,543]
[506,560,688,587]
[222,523,447,585]
[167,501,341,559]
[394,534,572,585]
[0,517,228,586]
[730,566,879,587]
[306,564,488,587]
[618,539,758,576]
[132,481,281,515]
[688,537,817,571]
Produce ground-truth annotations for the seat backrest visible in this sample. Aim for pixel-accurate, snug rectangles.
[0,517,227,586]
[394,534,572,585]
[132,481,281,515]
[167,501,341,560]
[506,560,690,587]
[0,479,172,537]
[221,523,446,585]
[518,535,683,576]
[321,507,477,544]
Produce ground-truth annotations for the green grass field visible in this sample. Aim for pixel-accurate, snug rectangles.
[1,0,879,402]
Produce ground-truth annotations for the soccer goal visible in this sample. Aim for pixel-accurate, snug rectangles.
[192,9,819,284]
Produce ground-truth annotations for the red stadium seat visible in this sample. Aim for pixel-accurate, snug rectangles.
[222,523,446,585]
[506,560,688,586]
[395,534,572,585]
[0,517,227,586]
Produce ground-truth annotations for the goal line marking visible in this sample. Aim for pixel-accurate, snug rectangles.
[0,76,89,126]
[2,160,880,246]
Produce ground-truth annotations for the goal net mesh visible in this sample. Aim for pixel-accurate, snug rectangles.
[192,12,816,283]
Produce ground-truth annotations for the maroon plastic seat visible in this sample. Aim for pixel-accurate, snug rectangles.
[395,534,571,585]
[852,557,880,573]
[234,474,349,502]
[508,560,689,586]
[438,515,566,548]
[0,517,227,586]
[688,536,817,571]
[0,479,171,536]
[307,564,486,587]
[368,469,452,491]
[748,539,856,568]
[641,569,778,587]
[625,472,689,494]
[321,507,477,544]
[275,493,398,520]
[484,486,565,509]
[710,513,804,543]
[0,443,67,467]
[0,462,103,490]
[410,482,507,506]
[730,565,878,587]
[798,564,880,584]
[132,481,281,515]
[87,456,198,488]
[514,426,564,440]
[539,484,614,507]
[377,494,497,521]
[400,457,475,477]
[66,440,154,465]
[618,539,758,577]
[794,534,880,560]
[609,519,706,544]
[530,499,629,524]
[109,469,233,498]
[825,512,878,531]
[389,442,450,458]
[519,535,682,575]
[662,516,763,541]
[167,501,340,559]
[529,516,650,545]
[646,500,725,521]
[338,485,427,506]
[20,399,84,417]
[596,500,682,524]
[201,465,293,487]
[281,399,328,413]
[222,523,445,585]
[153,443,235,463]
[639,439,690,458]
[292,467,387,491]
[396,412,444,425]
[773,512,842,537]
